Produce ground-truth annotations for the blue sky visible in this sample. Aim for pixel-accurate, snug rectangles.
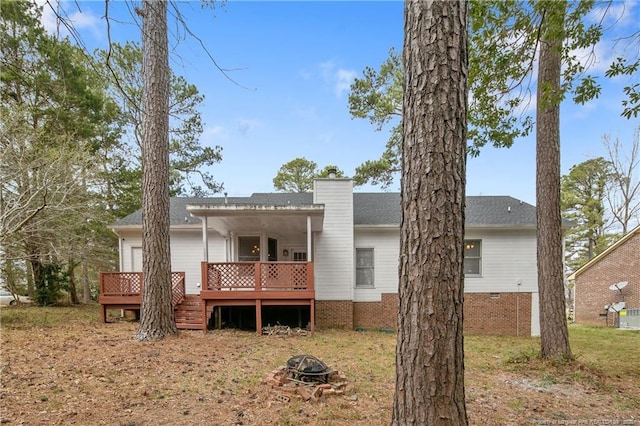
[40,1,639,205]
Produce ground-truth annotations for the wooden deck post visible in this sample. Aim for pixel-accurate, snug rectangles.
[200,262,208,291]
[202,301,208,333]
[255,300,262,335]
[254,262,261,291]
[310,299,315,335]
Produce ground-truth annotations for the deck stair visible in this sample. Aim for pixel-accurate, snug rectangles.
[174,295,205,330]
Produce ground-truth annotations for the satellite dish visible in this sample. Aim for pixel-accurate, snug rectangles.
[609,281,628,291]
[608,302,626,312]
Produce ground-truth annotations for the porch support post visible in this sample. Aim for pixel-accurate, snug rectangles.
[201,216,209,262]
[202,300,208,333]
[310,299,315,335]
[118,237,124,272]
[306,215,312,262]
[256,300,262,335]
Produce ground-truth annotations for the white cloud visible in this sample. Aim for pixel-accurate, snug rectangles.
[569,99,598,120]
[568,43,612,74]
[318,60,336,82]
[237,118,261,136]
[334,68,357,97]
[36,0,102,39]
[202,125,229,143]
[314,61,357,98]
[588,2,637,28]
[580,2,639,75]
[69,10,101,34]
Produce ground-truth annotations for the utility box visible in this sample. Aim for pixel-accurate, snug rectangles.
[619,308,640,329]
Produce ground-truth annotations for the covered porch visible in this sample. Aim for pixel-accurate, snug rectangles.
[188,201,324,334]
[98,200,324,333]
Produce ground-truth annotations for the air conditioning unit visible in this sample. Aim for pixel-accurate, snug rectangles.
[619,308,640,329]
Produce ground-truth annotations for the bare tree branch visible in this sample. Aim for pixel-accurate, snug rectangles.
[603,127,640,234]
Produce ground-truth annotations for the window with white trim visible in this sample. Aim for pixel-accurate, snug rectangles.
[293,251,307,261]
[356,248,375,288]
[464,240,482,276]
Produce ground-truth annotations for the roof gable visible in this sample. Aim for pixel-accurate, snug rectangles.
[570,225,640,278]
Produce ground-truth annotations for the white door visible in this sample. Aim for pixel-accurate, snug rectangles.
[131,247,143,272]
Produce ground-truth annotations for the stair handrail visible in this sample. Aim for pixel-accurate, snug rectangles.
[171,272,186,307]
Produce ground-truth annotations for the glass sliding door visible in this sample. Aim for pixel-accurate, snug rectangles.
[238,236,261,262]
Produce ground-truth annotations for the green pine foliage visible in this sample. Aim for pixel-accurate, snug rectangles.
[561,157,617,272]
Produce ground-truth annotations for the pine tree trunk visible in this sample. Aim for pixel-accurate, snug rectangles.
[392,1,468,424]
[67,255,80,305]
[82,255,91,303]
[536,5,572,360]
[134,0,177,341]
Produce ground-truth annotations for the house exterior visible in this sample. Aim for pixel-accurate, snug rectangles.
[571,226,640,326]
[107,177,541,336]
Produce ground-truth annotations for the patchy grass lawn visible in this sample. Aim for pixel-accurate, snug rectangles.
[1,304,638,425]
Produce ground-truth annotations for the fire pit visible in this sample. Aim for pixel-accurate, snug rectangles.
[262,357,351,402]
[286,355,333,383]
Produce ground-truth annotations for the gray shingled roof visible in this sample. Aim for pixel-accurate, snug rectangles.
[114,194,315,226]
[113,193,536,228]
[353,194,536,227]
[465,196,536,226]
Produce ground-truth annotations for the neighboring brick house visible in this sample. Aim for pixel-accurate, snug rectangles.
[571,226,640,326]
[110,176,541,336]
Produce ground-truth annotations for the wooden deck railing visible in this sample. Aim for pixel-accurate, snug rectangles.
[200,262,315,335]
[99,266,314,333]
[201,262,314,292]
[99,272,186,306]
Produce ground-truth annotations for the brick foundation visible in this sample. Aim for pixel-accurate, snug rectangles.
[574,231,640,325]
[464,292,532,336]
[353,293,398,330]
[319,292,532,336]
[315,300,353,329]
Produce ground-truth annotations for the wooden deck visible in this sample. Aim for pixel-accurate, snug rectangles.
[98,262,315,334]
[200,261,315,334]
[99,272,186,324]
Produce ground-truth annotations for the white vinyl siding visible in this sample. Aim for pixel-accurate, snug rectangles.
[353,228,400,302]
[463,229,537,294]
[313,179,354,300]
[351,228,537,300]
[118,228,225,294]
[170,230,225,294]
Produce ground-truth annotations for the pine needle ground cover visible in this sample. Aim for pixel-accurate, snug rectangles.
[1,305,638,425]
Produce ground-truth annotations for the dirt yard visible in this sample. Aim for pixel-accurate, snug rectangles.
[1,305,638,425]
